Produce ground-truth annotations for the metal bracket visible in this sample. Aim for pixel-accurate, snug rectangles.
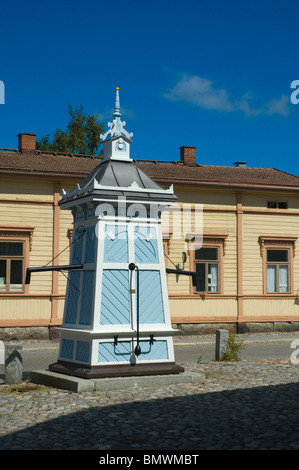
[25,264,84,284]
[166,268,196,286]
[149,334,155,345]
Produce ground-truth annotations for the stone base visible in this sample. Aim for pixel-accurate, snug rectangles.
[2,321,299,341]
[30,369,204,393]
[0,326,60,341]
[173,323,237,335]
[173,321,299,335]
[49,360,184,379]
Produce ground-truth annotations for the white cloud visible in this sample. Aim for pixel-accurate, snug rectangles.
[238,91,289,117]
[164,74,290,117]
[164,74,234,112]
[263,94,290,116]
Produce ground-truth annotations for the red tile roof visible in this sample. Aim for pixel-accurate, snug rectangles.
[0,150,299,189]
[0,151,98,176]
[137,161,299,188]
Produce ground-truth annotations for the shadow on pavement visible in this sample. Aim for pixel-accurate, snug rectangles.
[1,381,299,450]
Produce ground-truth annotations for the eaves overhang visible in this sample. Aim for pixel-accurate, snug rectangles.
[1,169,299,192]
[152,178,299,192]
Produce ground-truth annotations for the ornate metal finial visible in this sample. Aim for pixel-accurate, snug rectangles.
[113,87,121,119]
[100,87,133,141]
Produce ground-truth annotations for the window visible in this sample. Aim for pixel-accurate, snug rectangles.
[267,201,288,209]
[0,225,34,295]
[0,242,24,292]
[194,247,219,292]
[266,249,289,293]
[259,236,297,295]
[162,232,172,267]
[187,233,227,295]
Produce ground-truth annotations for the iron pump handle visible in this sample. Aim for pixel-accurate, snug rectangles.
[25,225,86,285]
[25,264,83,284]
[166,268,197,286]
[129,263,142,356]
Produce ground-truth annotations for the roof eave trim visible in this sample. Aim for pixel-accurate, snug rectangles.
[0,170,90,178]
[152,179,299,191]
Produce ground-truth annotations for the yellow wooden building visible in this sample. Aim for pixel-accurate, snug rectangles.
[1,133,299,339]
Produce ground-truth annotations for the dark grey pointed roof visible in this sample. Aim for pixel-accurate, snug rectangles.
[59,159,177,205]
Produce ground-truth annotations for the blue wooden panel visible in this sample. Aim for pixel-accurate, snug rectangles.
[134,226,158,264]
[76,341,90,363]
[139,270,164,324]
[79,271,94,325]
[61,339,74,360]
[98,341,131,363]
[104,225,128,263]
[71,231,84,264]
[84,226,96,263]
[64,271,80,324]
[138,340,168,361]
[100,270,130,324]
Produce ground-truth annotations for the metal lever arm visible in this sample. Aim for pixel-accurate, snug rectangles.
[25,264,83,284]
[166,268,197,286]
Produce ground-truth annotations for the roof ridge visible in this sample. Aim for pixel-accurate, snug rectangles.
[36,151,102,160]
[194,163,270,170]
[0,150,102,160]
[272,167,299,180]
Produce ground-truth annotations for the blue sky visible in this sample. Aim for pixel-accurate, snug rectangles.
[1,0,299,174]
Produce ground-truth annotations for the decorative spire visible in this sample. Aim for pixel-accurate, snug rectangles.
[100,87,133,141]
[113,87,121,119]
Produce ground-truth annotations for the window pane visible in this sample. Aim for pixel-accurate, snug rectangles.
[267,249,288,263]
[195,263,205,291]
[208,263,218,292]
[10,260,23,291]
[278,202,287,209]
[0,242,23,257]
[267,201,277,208]
[267,265,277,293]
[279,265,289,292]
[195,247,218,260]
[0,259,6,292]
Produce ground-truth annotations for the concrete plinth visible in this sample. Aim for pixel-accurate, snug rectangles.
[29,369,205,393]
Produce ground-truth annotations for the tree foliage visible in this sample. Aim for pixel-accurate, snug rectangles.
[36,104,105,156]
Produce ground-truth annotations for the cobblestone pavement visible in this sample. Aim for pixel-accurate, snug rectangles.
[1,357,299,450]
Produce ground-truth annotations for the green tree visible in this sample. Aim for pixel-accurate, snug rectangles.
[36,134,53,153]
[85,114,102,155]
[53,129,70,153]
[67,104,88,154]
[36,104,105,156]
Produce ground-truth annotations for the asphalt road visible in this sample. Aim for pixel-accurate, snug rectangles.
[1,332,299,379]
[174,338,297,363]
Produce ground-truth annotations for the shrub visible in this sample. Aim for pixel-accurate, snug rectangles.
[221,333,246,361]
